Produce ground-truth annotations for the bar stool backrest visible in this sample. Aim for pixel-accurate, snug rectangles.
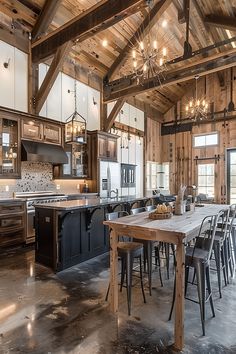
[105,211,129,221]
[105,211,129,242]
[193,209,225,263]
[146,205,156,212]
[229,204,236,234]
[130,207,146,215]
[217,207,230,241]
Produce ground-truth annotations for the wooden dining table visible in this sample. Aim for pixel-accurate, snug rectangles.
[103,203,227,351]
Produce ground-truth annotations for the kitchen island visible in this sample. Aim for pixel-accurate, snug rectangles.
[35,196,152,272]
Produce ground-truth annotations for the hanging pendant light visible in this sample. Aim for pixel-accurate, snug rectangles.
[185,75,209,121]
[65,63,87,144]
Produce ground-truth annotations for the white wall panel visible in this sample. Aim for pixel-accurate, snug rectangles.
[0,41,15,109]
[77,81,88,121]
[129,105,137,129]
[128,134,136,164]
[120,102,129,125]
[87,86,100,130]
[61,73,74,122]
[14,48,27,112]
[39,63,48,117]
[47,73,62,121]
[136,108,145,131]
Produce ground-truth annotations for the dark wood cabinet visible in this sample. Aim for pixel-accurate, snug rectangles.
[22,118,62,145]
[43,123,61,145]
[0,114,20,178]
[0,201,25,247]
[22,118,42,141]
[89,131,118,192]
[53,135,91,179]
[97,132,118,161]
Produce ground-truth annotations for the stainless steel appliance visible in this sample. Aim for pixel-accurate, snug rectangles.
[99,161,120,198]
[15,191,67,243]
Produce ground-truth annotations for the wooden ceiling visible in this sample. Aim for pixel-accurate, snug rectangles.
[0,0,236,116]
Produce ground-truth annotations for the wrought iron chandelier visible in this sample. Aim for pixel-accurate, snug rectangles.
[131,37,167,81]
[185,75,209,121]
[65,63,87,144]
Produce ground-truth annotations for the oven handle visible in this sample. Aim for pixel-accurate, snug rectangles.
[27,209,35,214]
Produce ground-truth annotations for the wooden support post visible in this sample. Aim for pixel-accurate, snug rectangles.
[34,41,72,114]
[32,0,62,41]
[104,98,125,132]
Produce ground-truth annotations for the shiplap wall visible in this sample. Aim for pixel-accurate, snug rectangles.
[162,69,236,203]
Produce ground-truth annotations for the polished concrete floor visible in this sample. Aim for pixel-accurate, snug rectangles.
[0,247,236,354]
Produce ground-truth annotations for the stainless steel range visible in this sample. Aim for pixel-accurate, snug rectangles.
[15,191,68,243]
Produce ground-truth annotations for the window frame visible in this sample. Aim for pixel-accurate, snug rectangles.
[197,163,215,197]
[193,131,219,148]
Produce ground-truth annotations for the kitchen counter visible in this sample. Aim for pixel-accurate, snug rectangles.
[35,196,149,211]
[34,196,152,272]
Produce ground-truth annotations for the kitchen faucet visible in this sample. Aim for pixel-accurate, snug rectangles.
[107,188,119,198]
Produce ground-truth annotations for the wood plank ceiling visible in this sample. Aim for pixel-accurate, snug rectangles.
[0,0,235,115]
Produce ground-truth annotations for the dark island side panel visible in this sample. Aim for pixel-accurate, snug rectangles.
[35,206,113,272]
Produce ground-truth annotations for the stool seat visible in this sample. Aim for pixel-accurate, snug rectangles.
[118,241,143,257]
[186,246,209,264]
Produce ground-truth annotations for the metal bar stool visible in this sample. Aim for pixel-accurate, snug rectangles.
[169,210,224,336]
[212,207,230,297]
[105,211,146,316]
[131,206,164,295]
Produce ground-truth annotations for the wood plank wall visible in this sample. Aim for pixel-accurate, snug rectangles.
[146,68,236,203]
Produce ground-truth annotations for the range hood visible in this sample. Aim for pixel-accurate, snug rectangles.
[21,140,68,164]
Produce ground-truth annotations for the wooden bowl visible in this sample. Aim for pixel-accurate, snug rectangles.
[148,212,172,220]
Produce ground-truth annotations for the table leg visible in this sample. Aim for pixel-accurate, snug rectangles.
[174,242,185,351]
[110,229,118,313]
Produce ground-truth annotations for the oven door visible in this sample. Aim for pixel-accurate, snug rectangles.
[26,209,35,243]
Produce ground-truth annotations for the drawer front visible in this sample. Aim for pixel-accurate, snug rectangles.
[0,215,24,229]
[0,228,24,247]
[0,202,25,215]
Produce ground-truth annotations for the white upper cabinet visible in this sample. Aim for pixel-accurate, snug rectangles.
[87,86,100,130]
[136,108,145,131]
[129,105,137,129]
[0,41,29,111]
[120,103,129,125]
[77,81,88,121]
[128,134,136,164]
[14,48,28,112]
[47,73,62,121]
[61,73,74,122]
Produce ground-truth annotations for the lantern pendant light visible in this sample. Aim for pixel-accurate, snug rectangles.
[65,63,87,144]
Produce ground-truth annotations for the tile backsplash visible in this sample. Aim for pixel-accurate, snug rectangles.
[0,162,87,198]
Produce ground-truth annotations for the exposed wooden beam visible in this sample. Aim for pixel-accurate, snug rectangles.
[34,41,72,114]
[0,25,29,53]
[0,0,36,27]
[104,99,125,132]
[32,0,146,63]
[204,14,236,32]
[31,0,62,40]
[104,50,236,101]
[105,0,172,81]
